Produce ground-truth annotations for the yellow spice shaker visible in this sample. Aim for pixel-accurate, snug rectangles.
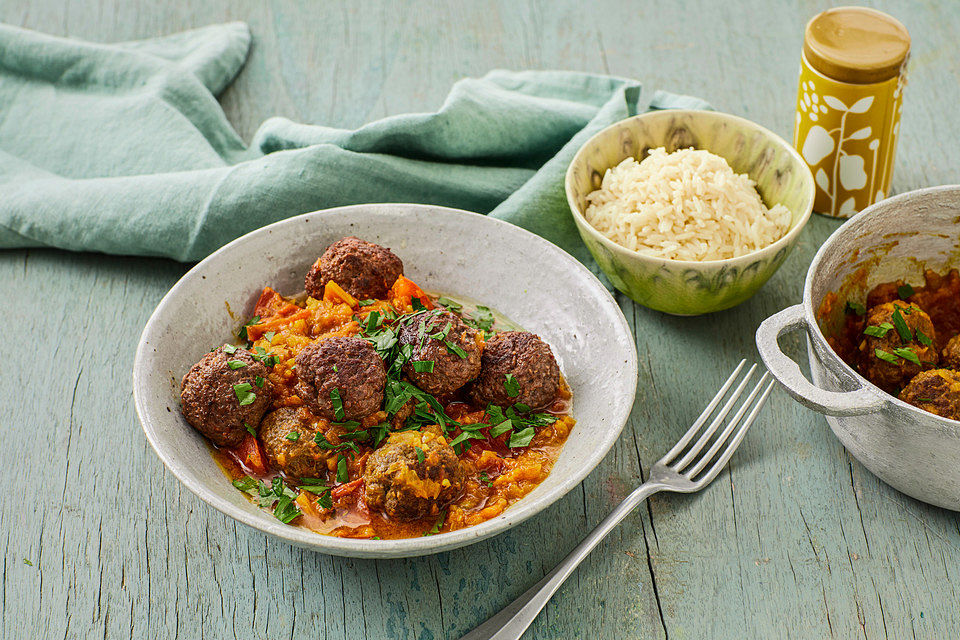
[794,6,910,218]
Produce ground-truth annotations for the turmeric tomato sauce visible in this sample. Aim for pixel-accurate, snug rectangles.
[828,268,960,363]
[210,275,575,539]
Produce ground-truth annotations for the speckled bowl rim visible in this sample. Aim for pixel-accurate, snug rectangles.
[564,109,815,270]
[133,204,638,558]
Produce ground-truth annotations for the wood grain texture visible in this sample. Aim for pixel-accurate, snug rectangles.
[3,1,960,638]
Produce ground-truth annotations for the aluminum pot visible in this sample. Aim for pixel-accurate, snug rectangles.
[756,185,960,511]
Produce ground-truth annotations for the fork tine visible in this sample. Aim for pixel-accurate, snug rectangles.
[684,372,770,478]
[692,378,775,486]
[671,364,757,471]
[660,359,748,464]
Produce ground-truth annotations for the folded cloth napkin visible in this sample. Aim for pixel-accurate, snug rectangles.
[0,22,710,264]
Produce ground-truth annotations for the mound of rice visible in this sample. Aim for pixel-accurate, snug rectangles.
[584,147,792,262]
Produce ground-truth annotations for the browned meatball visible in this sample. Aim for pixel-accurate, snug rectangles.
[295,336,386,420]
[467,331,560,408]
[304,237,403,300]
[858,301,938,394]
[942,334,960,370]
[259,407,328,479]
[363,430,463,519]
[398,311,482,396]
[180,346,274,447]
[899,369,960,419]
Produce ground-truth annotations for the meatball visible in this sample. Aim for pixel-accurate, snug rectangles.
[295,336,386,420]
[363,430,463,519]
[180,346,274,447]
[858,301,938,394]
[259,407,328,479]
[398,311,482,396]
[942,334,960,370]
[899,369,960,420]
[467,331,560,408]
[305,236,403,301]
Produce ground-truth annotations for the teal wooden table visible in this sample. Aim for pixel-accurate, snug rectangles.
[4,2,960,638]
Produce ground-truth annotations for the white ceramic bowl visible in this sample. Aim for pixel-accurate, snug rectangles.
[133,204,638,558]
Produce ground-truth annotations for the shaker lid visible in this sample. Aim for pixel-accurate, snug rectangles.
[803,6,910,83]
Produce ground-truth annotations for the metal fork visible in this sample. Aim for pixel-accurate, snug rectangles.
[459,360,774,640]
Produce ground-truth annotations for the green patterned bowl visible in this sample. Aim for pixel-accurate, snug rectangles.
[565,110,815,315]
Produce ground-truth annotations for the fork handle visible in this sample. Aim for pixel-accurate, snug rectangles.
[458,481,667,640]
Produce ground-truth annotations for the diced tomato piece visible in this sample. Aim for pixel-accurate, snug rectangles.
[390,275,433,311]
[230,434,267,476]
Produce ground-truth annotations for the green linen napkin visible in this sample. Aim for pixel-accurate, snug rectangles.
[0,22,709,264]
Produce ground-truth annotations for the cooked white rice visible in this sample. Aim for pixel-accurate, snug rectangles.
[583,147,792,261]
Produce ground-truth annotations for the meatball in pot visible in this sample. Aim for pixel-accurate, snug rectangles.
[259,407,329,479]
[180,346,275,447]
[398,310,483,396]
[305,237,403,301]
[363,430,464,520]
[467,331,560,408]
[942,334,960,370]
[857,301,938,394]
[295,336,386,421]
[899,369,960,420]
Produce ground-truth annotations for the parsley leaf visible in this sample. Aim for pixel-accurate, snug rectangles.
[233,383,256,406]
[222,343,238,354]
[845,301,866,316]
[503,374,520,398]
[508,426,536,448]
[423,510,446,536]
[891,307,913,342]
[273,494,301,523]
[875,348,899,364]
[917,329,933,346]
[894,347,921,366]
[415,447,425,463]
[330,388,345,421]
[437,296,463,312]
[479,471,493,488]
[285,431,300,441]
[412,360,435,373]
[864,323,894,338]
[336,454,349,483]
[898,284,915,299]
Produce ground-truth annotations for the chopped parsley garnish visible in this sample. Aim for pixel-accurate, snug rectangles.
[336,454,349,483]
[898,284,915,299]
[238,315,261,342]
[479,472,493,488]
[875,348,899,365]
[22,558,33,567]
[423,510,446,536]
[437,296,463,312]
[864,323,894,338]
[233,383,256,406]
[466,305,495,332]
[313,432,360,455]
[222,343,238,354]
[917,329,933,346]
[503,374,520,398]
[490,419,513,438]
[845,301,866,316]
[508,426,536,448]
[297,478,333,506]
[891,307,913,342]
[415,447,425,464]
[244,422,256,436]
[263,331,276,342]
[412,297,427,311]
[359,299,375,307]
[412,360,435,373]
[227,359,247,370]
[444,341,468,359]
[894,347,921,366]
[273,494,301,523]
[330,388,345,421]
[232,475,301,523]
[285,431,300,441]
[255,376,265,388]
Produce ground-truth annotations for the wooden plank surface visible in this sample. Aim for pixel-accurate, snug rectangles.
[3,1,959,638]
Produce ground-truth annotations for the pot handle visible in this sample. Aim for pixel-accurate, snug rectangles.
[756,304,885,416]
